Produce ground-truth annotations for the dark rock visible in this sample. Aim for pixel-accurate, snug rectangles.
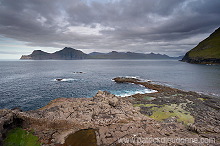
[11,107,22,112]
[56,78,63,81]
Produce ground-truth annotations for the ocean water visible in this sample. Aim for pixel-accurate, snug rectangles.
[0,59,220,111]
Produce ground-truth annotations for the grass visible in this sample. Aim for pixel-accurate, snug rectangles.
[188,28,220,59]
[3,128,41,146]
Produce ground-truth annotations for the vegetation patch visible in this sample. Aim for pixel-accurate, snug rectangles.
[198,98,207,101]
[150,104,194,124]
[187,28,220,59]
[135,103,194,125]
[4,128,41,146]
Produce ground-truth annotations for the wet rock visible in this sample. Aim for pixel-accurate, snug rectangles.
[56,78,63,81]
[113,77,141,83]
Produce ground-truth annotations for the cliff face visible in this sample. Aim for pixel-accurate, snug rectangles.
[20,47,88,60]
[182,27,220,64]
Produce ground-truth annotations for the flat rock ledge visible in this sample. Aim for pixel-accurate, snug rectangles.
[0,90,203,146]
[113,77,220,145]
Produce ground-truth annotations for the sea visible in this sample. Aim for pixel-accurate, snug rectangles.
[0,59,220,111]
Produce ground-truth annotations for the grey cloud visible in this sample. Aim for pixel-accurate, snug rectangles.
[0,0,219,57]
[0,51,26,54]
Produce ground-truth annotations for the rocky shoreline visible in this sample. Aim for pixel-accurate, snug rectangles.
[181,55,220,64]
[1,77,220,145]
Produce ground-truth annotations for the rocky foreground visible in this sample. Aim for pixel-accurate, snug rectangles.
[1,77,220,145]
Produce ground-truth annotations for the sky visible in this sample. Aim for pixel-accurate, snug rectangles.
[0,0,220,59]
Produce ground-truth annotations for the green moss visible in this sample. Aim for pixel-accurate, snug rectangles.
[198,98,207,101]
[149,104,194,125]
[4,128,41,146]
[134,103,194,125]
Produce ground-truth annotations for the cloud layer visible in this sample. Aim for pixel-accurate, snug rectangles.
[0,0,220,56]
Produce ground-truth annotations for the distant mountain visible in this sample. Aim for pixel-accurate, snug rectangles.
[20,50,51,60]
[181,27,220,64]
[20,47,88,60]
[20,47,177,60]
[88,51,172,59]
[89,52,106,56]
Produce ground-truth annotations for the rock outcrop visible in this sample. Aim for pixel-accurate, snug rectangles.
[113,77,220,145]
[1,77,220,145]
[181,27,220,64]
[0,90,204,146]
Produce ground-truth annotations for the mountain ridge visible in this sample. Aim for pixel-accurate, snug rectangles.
[20,47,88,60]
[20,47,179,60]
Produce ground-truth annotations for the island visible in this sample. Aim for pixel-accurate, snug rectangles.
[1,77,219,145]
[181,27,220,64]
[20,47,181,60]
[20,47,88,60]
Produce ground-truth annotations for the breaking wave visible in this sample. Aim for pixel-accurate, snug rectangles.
[111,88,157,97]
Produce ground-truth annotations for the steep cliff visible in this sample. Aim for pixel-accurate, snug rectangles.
[182,27,220,64]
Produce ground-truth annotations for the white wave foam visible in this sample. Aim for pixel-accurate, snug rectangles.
[113,89,157,97]
[138,84,145,87]
[52,78,77,82]
[125,76,139,79]
[140,79,152,82]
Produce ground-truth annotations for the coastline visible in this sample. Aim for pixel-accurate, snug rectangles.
[0,77,220,145]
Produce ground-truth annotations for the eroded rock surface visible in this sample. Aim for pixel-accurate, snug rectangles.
[0,90,206,146]
[114,77,220,145]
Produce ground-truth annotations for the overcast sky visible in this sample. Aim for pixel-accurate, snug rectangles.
[0,0,220,59]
